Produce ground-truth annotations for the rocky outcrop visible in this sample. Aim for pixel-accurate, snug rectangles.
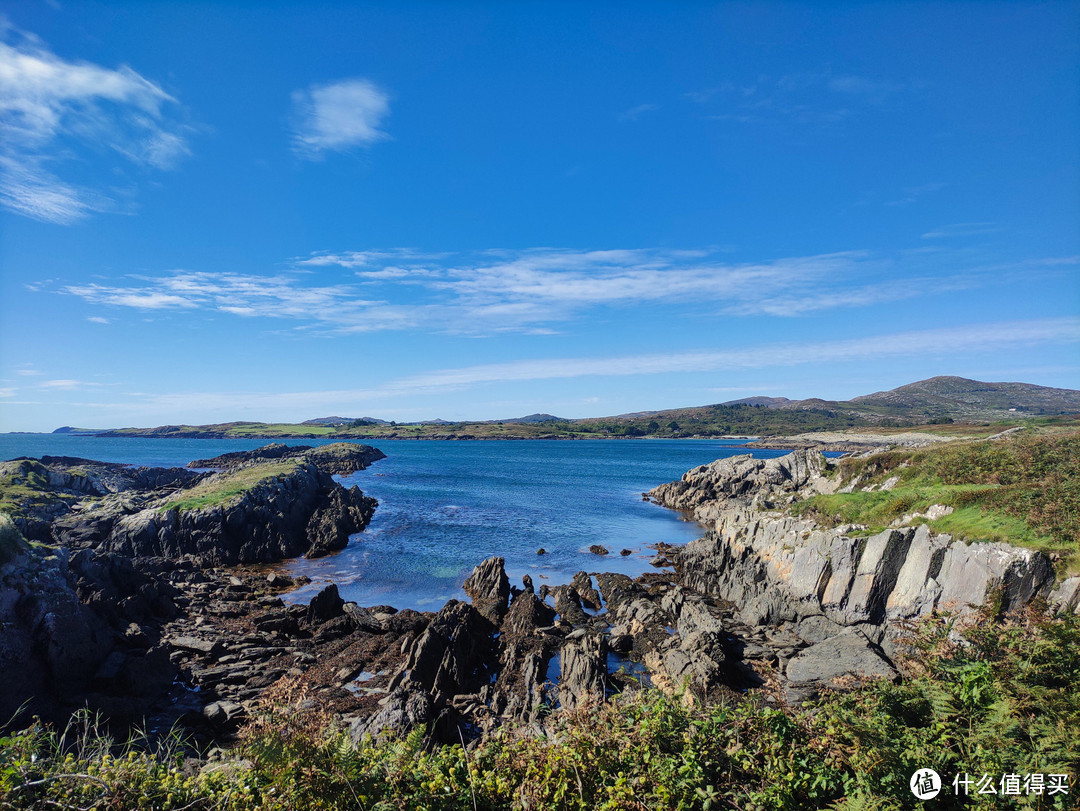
[188,443,386,475]
[647,450,835,519]
[5,448,383,566]
[646,449,1060,696]
[104,461,376,564]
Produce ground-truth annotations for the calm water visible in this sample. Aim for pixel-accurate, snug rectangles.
[0,435,790,610]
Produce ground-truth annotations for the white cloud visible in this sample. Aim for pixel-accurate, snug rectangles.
[921,222,1000,239]
[291,78,390,157]
[87,315,110,324]
[39,379,89,390]
[56,248,1074,337]
[0,27,190,223]
[100,317,1080,418]
[380,317,1080,392]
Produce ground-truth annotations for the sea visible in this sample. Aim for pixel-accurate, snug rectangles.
[0,435,791,611]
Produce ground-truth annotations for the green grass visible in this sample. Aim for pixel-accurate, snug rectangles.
[160,460,300,513]
[0,460,75,518]
[0,513,29,564]
[791,429,1080,573]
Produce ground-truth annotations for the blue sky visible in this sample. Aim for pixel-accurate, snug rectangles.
[1,1,1078,432]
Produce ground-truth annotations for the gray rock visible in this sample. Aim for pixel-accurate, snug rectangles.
[462,556,511,624]
[784,631,897,686]
[559,631,606,710]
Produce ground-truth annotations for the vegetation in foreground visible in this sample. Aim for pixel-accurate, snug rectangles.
[790,429,1080,575]
[2,605,1077,810]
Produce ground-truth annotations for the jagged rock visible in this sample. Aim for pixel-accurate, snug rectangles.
[547,585,589,627]
[350,687,432,742]
[558,630,606,710]
[308,583,345,623]
[343,602,385,633]
[462,556,510,623]
[389,600,497,699]
[571,572,602,611]
[503,592,557,636]
[588,544,609,555]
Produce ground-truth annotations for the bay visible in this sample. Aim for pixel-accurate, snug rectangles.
[0,434,790,610]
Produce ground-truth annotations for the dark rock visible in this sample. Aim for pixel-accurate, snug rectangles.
[536,548,546,555]
[548,585,589,627]
[462,556,511,624]
[620,549,633,556]
[521,574,535,594]
[389,601,497,698]
[171,636,225,657]
[571,572,602,611]
[343,602,385,633]
[503,592,557,636]
[266,572,294,588]
[204,700,246,728]
[588,544,609,556]
[308,583,345,623]
[350,687,432,743]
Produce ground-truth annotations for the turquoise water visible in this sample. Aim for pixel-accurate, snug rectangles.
[0,435,789,610]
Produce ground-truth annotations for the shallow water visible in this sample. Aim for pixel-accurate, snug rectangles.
[0,434,789,610]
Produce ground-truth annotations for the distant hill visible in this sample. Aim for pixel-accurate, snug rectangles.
[720,396,793,408]
[301,416,390,426]
[850,376,1080,418]
[501,413,565,424]
[63,376,1080,440]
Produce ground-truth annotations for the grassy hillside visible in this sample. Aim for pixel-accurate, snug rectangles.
[159,460,302,512]
[791,429,1080,575]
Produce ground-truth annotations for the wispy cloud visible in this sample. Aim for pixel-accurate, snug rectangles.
[688,72,911,128]
[921,222,1000,239]
[291,78,390,157]
[884,182,945,207]
[102,317,1080,417]
[56,248,1075,336]
[38,379,95,390]
[0,25,190,223]
[619,103,659,121]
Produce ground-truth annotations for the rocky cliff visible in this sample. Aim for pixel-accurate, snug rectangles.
[647,450,1079,698]
[4,443,382,565]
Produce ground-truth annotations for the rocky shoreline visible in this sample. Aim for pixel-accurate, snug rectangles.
[2,441,1078,750]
